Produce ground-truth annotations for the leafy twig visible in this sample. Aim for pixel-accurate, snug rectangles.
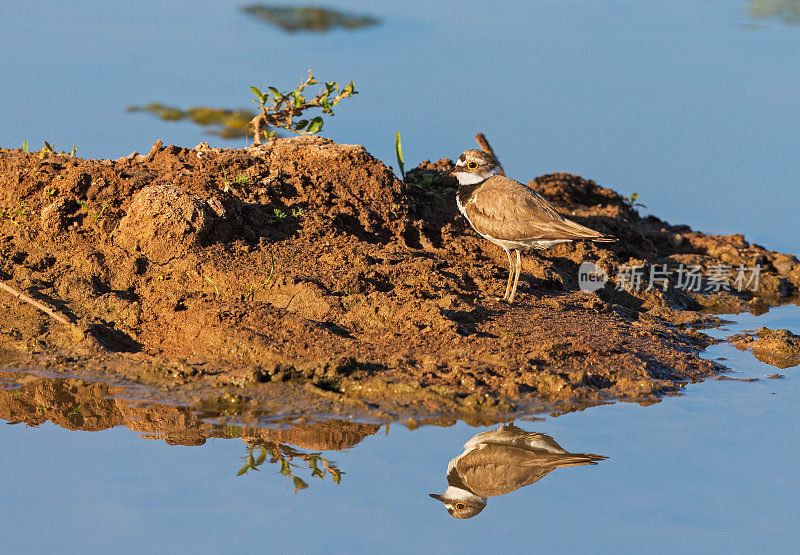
[249,70,357,145]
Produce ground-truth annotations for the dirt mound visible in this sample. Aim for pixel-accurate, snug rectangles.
[0,137,798,419]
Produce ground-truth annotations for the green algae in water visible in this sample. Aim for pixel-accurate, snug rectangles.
[748,0,800,24]
[240,5,379,32]
[127,103,256,139]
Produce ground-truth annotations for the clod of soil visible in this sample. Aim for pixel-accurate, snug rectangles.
[730,327,800,369]
[1,137,799,419]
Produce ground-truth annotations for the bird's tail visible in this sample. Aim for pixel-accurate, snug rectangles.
[591,235,616,243]
[553,453,608,468]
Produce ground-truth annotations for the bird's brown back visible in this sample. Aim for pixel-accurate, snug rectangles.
[456,444,603,498]
[462,175,611,242]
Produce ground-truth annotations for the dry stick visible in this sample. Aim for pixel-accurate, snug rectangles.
[474,132,505,176]
[249,114,264,146]
[0,280,74,328]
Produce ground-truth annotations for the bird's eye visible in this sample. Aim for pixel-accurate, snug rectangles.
[466,161,478,170]
[455,503,466,510]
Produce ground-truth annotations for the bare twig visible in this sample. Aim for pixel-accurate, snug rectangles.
[474,133,505,176]
[0,280,74,328]
[249,114,265,145]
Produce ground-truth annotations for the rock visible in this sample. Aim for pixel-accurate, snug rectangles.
[756,273,792,300]
[771,254,796,276]
[730,327,800,369]
[112,184,215,264]
[667,233,683,247]
[39,198,71,233]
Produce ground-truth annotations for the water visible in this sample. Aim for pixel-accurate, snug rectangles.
[1,1,799,254]
[1,305,798,553]
[1,2,799,552]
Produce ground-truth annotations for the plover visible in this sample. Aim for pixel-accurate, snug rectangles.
[429,423,607,519]
[452,149,615,303]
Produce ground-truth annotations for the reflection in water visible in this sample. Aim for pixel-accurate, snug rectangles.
[127,104,256,139]
[430,424,606,519]
[748,0,800,24]
[238,443,342,494]
[240,5,379,33]
[0,372,376,491]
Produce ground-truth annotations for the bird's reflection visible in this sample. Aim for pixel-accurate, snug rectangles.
[429,423,607,519]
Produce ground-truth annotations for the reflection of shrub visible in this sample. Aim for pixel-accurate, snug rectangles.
[249,71,357,144]
[237,443,343,494]
[240,5,379,32]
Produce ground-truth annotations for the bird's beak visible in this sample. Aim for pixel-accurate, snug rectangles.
[429,493,444,502]
[448,168,457,175]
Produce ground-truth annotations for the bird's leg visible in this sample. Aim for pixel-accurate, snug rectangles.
[507,250,522,304]
[502,247,514,301]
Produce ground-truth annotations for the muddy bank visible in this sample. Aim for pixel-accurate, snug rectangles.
[0,137,798,419]
[730,327,800,369]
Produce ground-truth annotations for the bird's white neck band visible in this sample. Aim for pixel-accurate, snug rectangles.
[453,167,499,186]
[443,486,486,502]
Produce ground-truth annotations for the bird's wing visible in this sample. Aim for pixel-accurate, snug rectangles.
[455,444,604,497]
[464,176,609,242]
[456,445,554,497]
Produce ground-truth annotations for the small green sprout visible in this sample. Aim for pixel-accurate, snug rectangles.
[76,200,108,225]
[291,207,305,218]
[15,200,28,219]
[21,140,28,153]
[2,199,30,224]
[203,275,220,296]
[95,204,108,223]
[246,253,277,301]
[624,192,646,209]
[395,130,405,180]
[37,141,78,158]
[39,141,55,159]
[273,208,287,220]
[221,167,252,191]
